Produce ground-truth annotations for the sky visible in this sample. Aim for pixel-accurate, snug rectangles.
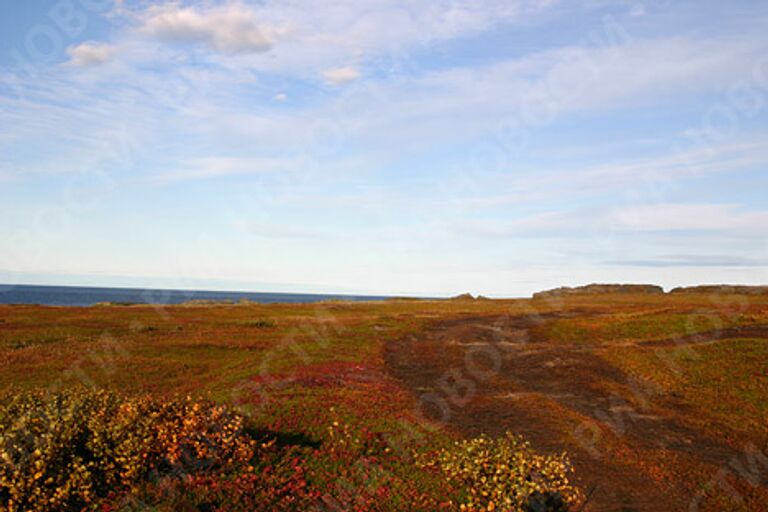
[0,0,767,297]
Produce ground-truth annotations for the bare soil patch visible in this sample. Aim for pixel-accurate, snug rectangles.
[385,312,768,511]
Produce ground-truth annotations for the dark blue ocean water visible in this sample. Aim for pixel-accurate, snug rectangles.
[0,284,391,307]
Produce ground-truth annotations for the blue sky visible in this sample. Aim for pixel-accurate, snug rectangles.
[1,0,767,297]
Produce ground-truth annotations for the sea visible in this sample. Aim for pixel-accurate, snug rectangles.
[0,284,392,307]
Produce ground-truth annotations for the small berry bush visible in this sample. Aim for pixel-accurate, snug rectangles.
[1,388,581,511]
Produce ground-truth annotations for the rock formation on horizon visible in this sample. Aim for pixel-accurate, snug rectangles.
[533,283,664,299]
[669,284,768,295]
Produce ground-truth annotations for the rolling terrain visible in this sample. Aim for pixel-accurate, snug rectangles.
[1,292,767,510]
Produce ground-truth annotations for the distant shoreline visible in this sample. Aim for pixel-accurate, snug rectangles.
[0,283,400,307]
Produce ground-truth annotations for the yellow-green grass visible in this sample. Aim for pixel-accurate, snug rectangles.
[532,294,768,345]
[602,337,768,441]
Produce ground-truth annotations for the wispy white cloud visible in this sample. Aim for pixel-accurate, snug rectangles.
[606,255,768,267]
[121,0,562,80]
[66,42,113,67]
[154,156,298,182]
[609,203,768,233]
[3,27,766,191]
[322,66,361,85]
[629,4,646,17]
[373,34,764,138]
[140,3,277,54]
[239,221,328,240]
[582,140,768,181]
[457,203,768,238]
[437,135,768,211]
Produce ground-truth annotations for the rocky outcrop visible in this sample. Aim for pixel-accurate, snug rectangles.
[450,293,476,301]
[533,283,664,299]
[669,285,768,295]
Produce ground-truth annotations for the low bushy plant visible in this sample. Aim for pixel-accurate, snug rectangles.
[0,388,584,511]
[0,388,257,511]
[416,432,582,511]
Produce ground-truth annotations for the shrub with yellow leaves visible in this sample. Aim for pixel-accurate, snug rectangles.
[0,388,257,512]
[416,432,582,512]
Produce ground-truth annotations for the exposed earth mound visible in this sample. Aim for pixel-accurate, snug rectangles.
[533,283,664,298]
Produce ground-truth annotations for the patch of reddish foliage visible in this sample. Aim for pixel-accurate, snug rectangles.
[102,447,323,511]
[249,361,383,389]
[238,359,419,430]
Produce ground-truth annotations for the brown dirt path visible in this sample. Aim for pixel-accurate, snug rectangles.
[384,312,768,511]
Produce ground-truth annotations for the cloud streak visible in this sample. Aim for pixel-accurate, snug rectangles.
[456,203,768,238]
[605,255,768,267]
[153,156,299,183]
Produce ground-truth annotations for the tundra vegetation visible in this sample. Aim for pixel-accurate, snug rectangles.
[1,291,767,510]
